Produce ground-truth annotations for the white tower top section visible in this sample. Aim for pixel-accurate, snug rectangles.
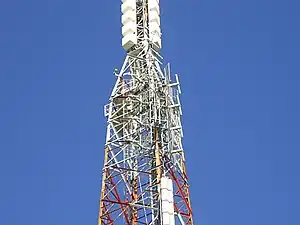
[121,0,162,52]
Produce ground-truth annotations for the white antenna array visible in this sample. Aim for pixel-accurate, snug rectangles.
[121,0,161,52]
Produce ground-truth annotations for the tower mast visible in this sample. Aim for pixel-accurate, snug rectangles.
[98,0,194,224]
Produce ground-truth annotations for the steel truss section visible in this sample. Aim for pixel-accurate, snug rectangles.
[98,46,193,225]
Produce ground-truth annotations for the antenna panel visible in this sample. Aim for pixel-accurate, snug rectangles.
[121,0,137,51]
[148,0,162,50]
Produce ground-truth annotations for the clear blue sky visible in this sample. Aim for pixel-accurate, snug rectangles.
[0,0,299,224]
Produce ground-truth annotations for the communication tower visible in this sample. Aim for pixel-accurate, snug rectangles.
[98,0,194,224]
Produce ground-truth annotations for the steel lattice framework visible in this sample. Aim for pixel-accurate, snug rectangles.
[98,1,194,224]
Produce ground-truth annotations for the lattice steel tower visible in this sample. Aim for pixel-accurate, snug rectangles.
[98,0,194,224]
